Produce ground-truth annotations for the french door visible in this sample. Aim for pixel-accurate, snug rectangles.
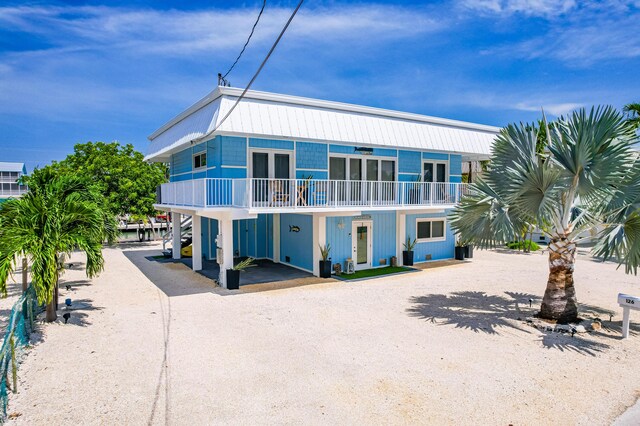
[251,151,291,204]
[423,161,447,202]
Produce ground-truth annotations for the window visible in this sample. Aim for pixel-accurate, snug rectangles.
[193,152,207,170]
[416,219,446,242]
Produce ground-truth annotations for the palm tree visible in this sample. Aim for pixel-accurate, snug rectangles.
[623,103,640,130]
[0,169,116,322]
[450,106,639,323]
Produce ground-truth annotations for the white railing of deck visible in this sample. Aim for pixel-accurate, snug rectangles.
[159,178,469,209]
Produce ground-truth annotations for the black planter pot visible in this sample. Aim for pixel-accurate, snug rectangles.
[463,245,474,259]
[455,246,465,260]
[226,269,240,290]
[403,250,414,266]
[319,260,332,278]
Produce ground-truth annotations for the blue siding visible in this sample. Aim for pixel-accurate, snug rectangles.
[171,149,192,178]
[220,136,247,166]
[220,167,247,178]
[326,216,353,269]
[296,142,328,170]
[249,138,294,150]
[449,154,462,175]
[201,217,210,259]
[449,175,462,183]
[229,215,272,259]
[398,150,421,174]
[405,212,454,262]
[280,213,313,271]
[326,211,397,269]
[329,144,396,157]
[423,152,449,161]
[369,211,396,267]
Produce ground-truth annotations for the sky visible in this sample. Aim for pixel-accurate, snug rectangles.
[0,0,639,171]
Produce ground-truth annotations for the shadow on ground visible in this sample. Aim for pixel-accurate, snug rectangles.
[122,250,221,297]
[56,298,103,327]
[407,290,627,356]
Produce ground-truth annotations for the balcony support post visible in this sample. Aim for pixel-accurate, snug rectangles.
[396,211,406,266]
[192,214,202,271]
[312,214,327,277]
[172,212,182,260]
[218,216,235,289]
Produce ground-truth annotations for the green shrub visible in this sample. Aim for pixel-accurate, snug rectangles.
[506,240,540,251]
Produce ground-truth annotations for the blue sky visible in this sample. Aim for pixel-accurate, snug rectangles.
[1,0,639,171]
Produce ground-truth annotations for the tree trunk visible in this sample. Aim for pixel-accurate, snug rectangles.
[45,298,57,322]
[539,238,578,323]
[46,272,59,323]
[21,258,28,293]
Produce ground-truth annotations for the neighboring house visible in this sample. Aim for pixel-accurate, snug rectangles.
[0,162,28,204]
[146,87,499,288]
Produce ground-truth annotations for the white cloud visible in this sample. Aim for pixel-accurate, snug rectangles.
[460,0,577,17]
[0,4,444,58]
[514,102,583,116]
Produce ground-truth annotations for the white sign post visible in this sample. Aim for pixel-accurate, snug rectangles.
[618,293,640,339]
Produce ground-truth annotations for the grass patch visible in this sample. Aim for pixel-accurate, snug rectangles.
[506,240,540,251]
[338,266,411,280]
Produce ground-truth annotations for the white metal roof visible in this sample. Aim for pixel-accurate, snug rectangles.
[146,87,501,162]
[0,162,26,173]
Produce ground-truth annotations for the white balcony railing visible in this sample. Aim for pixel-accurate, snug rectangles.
[0,188,28,197]
[158,178,469,210]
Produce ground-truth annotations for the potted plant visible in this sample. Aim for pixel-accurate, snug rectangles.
[226,257,254,290]
[403,236,417,266]
[463,242,474,259]
[454,240,466,260]
[319,243,332,278]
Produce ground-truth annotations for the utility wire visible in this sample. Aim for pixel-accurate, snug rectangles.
[199,0,304,142]
[221,0,267,80]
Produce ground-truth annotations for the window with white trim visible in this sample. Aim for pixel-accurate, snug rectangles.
[416,218,446,242]
[193,152,207,170]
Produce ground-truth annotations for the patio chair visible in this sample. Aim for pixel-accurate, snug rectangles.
[270,180,290,206]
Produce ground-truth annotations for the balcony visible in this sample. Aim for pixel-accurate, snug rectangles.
[158,178,469,212]
[0,187,28,198]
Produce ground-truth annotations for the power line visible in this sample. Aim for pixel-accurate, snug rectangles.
[200,0,304,142]
[220,0,267,82]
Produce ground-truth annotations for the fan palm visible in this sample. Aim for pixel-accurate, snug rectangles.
[450,106,639,323]
[0,169,117,322]
[623,103,640,130]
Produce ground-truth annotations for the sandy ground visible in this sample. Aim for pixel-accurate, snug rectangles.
[5,242,640,425]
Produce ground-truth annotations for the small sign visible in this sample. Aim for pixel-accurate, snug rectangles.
[353,215,372,221]
[354,147,373,155]
[618,293,640,309]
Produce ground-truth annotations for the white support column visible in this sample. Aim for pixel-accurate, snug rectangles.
[396,211,406,266]
[312,214,327,277]
[172,212,182,260]
[192,214,202,271]
[273,214,281,263]
[219,217,234,288]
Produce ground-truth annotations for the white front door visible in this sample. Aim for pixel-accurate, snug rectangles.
[352,220,372,270]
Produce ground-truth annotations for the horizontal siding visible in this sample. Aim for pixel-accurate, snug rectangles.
[221,136,246,167]
[423,152,449,161]
[280,213,313,271]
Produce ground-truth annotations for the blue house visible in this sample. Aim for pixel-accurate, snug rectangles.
[146,87,498,288]
[0,162,28,204]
